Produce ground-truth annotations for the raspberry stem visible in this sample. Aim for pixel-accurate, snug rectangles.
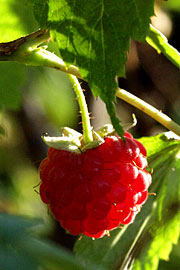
[116,88,180,137]
[67,74,93,145]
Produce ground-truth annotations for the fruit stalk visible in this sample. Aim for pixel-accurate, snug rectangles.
[67,74,93,145]
[116,88,180,137]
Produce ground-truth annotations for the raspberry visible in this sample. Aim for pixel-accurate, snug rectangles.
[39,132,151,238]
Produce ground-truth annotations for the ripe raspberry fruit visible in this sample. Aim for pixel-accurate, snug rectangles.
[39,132,151,238]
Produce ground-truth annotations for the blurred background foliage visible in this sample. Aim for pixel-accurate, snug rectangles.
[0,0,180,269]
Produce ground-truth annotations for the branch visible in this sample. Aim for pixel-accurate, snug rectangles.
[0,29,49,57]
[146,25,180,70]
[116,88,180,137]
[0,29,82,79]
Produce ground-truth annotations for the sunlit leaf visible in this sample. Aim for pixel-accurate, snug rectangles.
[28,0,155,136]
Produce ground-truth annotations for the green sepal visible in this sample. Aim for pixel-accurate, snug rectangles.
[81,131,105,152]
[81,140,103,152]
[96,114,137,138]
[123,114,137,131]
[42,134,81,153]
[61,127,82,138]
[96,124,115,138]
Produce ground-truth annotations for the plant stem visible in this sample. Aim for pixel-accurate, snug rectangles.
[0,30,82,79]
[1,30,180,137]
[67,74,93,144]
[146,25,180,70]
[116,88,180,137]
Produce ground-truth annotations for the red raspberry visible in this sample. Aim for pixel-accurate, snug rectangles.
[39,132,151,238]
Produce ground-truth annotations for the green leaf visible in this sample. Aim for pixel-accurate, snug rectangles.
[0,247,39,270]
[0,62,26,110]
[28,0,154,136]
[132,154,180,270]
[74,133,180,270]
[146,25,180,69]
[0,213,96,270]
[138,131,180,158]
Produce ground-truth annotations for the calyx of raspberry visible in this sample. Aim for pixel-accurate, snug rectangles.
[42,126,105,153]
[42,115,137,153]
